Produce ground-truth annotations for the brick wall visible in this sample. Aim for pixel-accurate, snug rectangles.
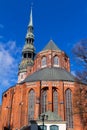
[26,50,70,77]
[1,80,86,130]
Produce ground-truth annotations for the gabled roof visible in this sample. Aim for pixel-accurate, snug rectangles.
[23,67,76,82]
[42,40,61,51]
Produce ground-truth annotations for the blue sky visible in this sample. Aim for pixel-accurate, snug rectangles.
[0,0,87,104]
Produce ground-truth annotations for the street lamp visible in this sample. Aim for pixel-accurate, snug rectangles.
[39,114,48,130]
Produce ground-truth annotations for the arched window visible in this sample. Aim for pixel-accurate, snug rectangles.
[41,89,47,113]
[50,125,59,130]
[41,56,47,67]
[53,56,59,66]
[38,125,47,130]
[53,89,58,114]
[28,53,32,58]
[28,89,35,121]
[65,89,73,128]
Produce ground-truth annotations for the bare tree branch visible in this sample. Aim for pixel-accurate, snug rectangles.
[72,39,87,82]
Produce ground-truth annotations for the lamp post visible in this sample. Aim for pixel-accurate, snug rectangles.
[39,114,48,130]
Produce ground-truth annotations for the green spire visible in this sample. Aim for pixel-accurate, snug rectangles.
[18,8,35,73]
[25,7,34,42]
[28,7,33,27]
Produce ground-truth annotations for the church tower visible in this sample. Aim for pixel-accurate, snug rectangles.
[18,8,35,83]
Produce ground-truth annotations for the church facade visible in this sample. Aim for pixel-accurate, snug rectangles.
[0,8,87,130]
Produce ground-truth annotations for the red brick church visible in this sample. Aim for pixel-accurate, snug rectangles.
[0,8,87,130]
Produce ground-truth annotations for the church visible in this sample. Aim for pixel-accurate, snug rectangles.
[0,8,87,130]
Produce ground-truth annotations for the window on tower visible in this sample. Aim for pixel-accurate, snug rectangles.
[53,56,59,67]
[41,56,47,68]
[24,53,27,58]
[28,53,32,58]
[27,39,28,43]
[65,89,73,128]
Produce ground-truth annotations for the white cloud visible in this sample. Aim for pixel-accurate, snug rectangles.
[0,47,14,66]
[7,41,16,50]
[0,40,21,103]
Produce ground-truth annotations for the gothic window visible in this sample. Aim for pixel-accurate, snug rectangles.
[65,89,73,128]
[38,125,47,130]
[28,89,35,121]
[53,56,59,66]
[41,56,47,67]
[50,125,59,130]
[41,89,47,113]
[53,89,58,114]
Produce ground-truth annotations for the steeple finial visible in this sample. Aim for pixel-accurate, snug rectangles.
[29,6,33,27]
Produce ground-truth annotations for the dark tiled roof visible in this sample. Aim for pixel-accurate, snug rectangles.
[23,67,76,82]
[42,40,61,51]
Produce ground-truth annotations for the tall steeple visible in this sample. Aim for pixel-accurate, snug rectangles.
[29,7,33,26]
[18,7,35,83]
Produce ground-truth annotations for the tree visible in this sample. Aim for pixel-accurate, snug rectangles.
[72,40,87,130]
[73,84,87,130]
[72,39,87,82]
